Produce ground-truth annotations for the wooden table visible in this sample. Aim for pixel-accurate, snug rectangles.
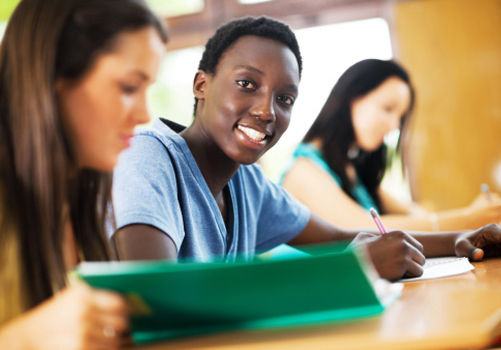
[134,259,501,350]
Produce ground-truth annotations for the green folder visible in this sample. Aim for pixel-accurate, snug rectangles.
[76,242,399,344]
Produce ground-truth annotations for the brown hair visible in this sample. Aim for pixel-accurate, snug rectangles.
[302,59,414,212]
[0,0,168,320]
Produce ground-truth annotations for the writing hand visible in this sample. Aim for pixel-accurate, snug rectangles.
[352,231,425,281]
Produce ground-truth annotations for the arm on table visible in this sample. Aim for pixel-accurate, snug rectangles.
[282,157,501,231]
[288,214,501,281]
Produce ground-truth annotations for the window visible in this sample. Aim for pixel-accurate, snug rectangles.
[0,21,7,41]
[146,0,204,17]
[147,46,205,127]
[238,0,274,4]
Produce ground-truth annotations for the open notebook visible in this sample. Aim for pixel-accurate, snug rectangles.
[401,256,474,282]
[77,242,401,344]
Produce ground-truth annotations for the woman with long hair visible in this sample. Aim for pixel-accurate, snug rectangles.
[281,59,501,231]
[0,0,167,347]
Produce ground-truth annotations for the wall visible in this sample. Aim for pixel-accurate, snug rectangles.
[394,0,501,210]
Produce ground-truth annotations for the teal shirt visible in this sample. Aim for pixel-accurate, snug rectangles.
[280,143,378,212]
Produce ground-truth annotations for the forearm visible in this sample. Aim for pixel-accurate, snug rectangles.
[287,213,376,246]
[408,231,460,257]
[377,214,455,232]
[431,207,481,231]
[372,214,434,231]
[289,213,462,258]
[383,207,486,232]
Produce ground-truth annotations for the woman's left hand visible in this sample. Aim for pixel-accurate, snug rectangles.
[454,224,501,260]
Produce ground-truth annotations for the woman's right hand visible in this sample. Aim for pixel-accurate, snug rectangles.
[0,281,129,349]
[352,231,426,281]
[465,191,501,228]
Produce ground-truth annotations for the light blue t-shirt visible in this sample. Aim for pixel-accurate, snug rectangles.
[111,118,311,262]
[280,143,378,212]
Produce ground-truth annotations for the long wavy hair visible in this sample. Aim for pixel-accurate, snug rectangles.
[303,59,415,212]
[0,0,167,319]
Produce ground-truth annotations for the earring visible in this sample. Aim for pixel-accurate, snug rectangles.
[347,146,360,160]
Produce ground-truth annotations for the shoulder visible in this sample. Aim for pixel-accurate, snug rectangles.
[119,118,187,165]
[284,142,330,175]
[131,118,180,151]
[284,156,332,183]
[294,142,322,158]
[294,143,332,172]
[289,144,342,185]
[113,119,198,190]
[281,156,344,205]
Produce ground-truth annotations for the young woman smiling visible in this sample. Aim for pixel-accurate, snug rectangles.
[110,17,501,283]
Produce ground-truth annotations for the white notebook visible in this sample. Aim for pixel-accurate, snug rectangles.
[401,257,474,282]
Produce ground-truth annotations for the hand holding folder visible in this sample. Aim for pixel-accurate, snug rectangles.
[77,243,401,344]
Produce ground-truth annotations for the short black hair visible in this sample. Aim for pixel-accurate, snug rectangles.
[194,16,302,114]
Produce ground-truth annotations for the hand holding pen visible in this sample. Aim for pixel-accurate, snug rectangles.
[346,207,425,281]
[481,183,492,202]
[465,184,501,227]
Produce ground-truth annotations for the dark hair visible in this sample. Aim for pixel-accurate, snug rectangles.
[303,59,415,212]
[194,16,302,114]
[0,0,167,317]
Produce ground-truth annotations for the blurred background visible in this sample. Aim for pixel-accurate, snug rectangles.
[1,0,500,212]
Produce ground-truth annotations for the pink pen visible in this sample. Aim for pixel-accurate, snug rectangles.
[370,207,387,234]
